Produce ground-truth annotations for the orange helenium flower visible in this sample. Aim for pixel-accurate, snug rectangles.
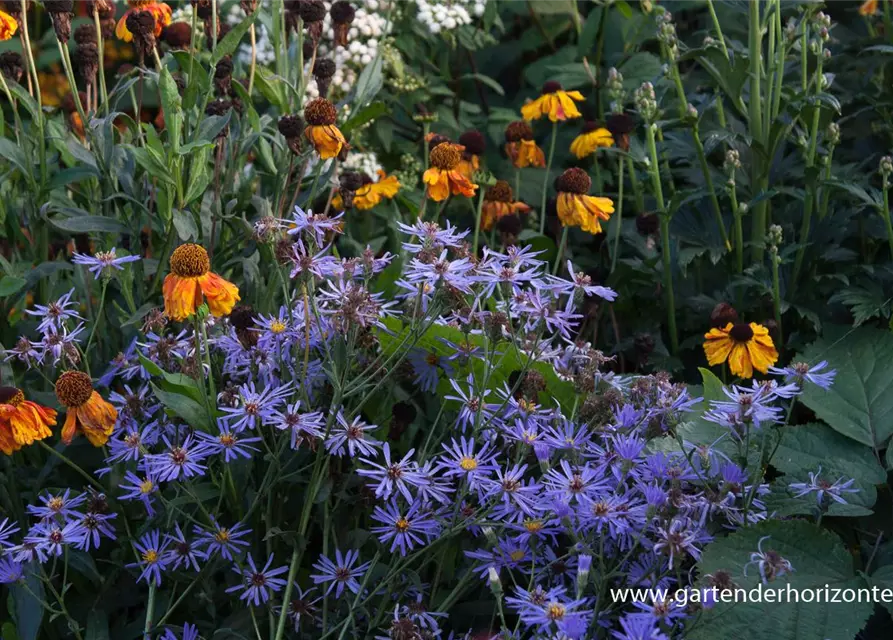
[55,372,116,447]
[304,97,346,159]
[860,0,879,16]
[0,387,56,455]
[0,10,18,41]
[163,243,240,321]
[481,181,531,231]
[521,81,584,122]
[504,121,545,168]
[570,122,614,159]
[703,322,778,379]
[116,1,172,42]
[555,168,614,235]
[423,143,477,202]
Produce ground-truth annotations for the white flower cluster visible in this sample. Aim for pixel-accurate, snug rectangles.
[416,0,486,34]
[339,150,382,179]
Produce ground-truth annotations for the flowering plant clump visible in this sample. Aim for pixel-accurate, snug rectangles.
[1,2,893,640]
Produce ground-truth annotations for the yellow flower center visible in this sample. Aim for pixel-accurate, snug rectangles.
[170,243,211,278]
[459,456,478,471]
[524,519,543,533]
[215,529,231,543]
[142,549,158,563]
[139,479,154,494]
[55,371,94,408]
[270,320,287,334]
[510,550,526,562]
[547,603,566,620]
[395,518,410,532]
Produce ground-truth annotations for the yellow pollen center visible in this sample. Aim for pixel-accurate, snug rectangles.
[524,520,543,533]
[48,497,64,511]
[459,456,478,471]
[170,244,211,278]
[139,479,154,494]
[547,603,566,620]
[510,550,525,562]
[216,530,231,543]
[143,549,158,563]
[395,518,410,532]
[270,320,287,334]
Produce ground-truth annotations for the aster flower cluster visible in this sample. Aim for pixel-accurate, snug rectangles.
[1,210,848,638]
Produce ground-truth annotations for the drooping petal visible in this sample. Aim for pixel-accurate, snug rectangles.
[199,272,241,317]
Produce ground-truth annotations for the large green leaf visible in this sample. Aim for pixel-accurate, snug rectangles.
[691,520,873,640]
[9,569,44,640]
[773,422,885,485]
[150,382,212,432]
[798,327,893,448]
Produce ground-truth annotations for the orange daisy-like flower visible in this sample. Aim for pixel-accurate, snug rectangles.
[333,171,401,210]
[304,97,347,160]
[504,121,545,169]
[456,130,485,179]
[0,387,56,455]
[0,10,18,41]
[163,243,240,321]
[423,143,478,202]
[860,0,879,16]
[481,181,531,231]
[555,168,614,235]
[570,121,614,159]
[55,372,116,447]
[116,1,172,42]
[521,81,584,122]
[703,322,779,379]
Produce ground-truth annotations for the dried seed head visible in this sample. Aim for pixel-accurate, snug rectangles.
[55,371,94,408]
[485,180,513,203]
[581,120,604,133]
[0,51,24,83]
[339,171,364,191]
[505,120,534,143]
[169,243,211,278]
[710,303,739,328]
[304,97,337,126]
[606,113,634,136]
[278,114,304,139]
[299,0,327,22]
[74,42,99,84]
[313,57,335,79]
[458,129,485,156]
[635,213,658,236]
[541,80,563,94]
[163,22,192,49]
[429,143,461,171]
[73,23,97,45]
[45,0,74,43]
[330,0,355,24]
[555,167,591,195]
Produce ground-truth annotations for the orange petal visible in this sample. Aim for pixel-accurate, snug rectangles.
[199,272,241,317]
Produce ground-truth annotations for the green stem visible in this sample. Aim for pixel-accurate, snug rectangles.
[471,188,485,256]
[645,123,677,355]
[94,10,109,114]
[143,585,157,639]
[552,226,569,274]
[748,0,767,263]
[730,181,743,274]
[37,440,104,491]
[771,249,783,346]
[692,121,730,251]
[881,186,893,260]
[539,121,558,234]
[706,0,730,60]
[610,156,625,273]
[85,281,108,353]
[626,156,644,214]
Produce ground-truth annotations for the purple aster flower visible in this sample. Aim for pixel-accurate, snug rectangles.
[311,548,372,598]
[445,376,494,430]
[4,336,43,367]
[270,401,325,450]
[128,530,170,586]
[24,521,86,560]
[75,512,117,551]
[542,420,592,453]
[543,460,606,504]
[371,500,441,556]
[397,219,468,253]
[226,553,289,606]
[108,384,159,420]
[276,584,322,631]
[197,422,262,462]
[289,240,341,280]
[38,322,86,364]
[25,288,82,332]
[160,623,199,640]
[194,519,251,561]
[515,588,589,632]
[324,412,382,458]
[465,538,531,577]
[0,556,24,584]
[577,493,645,539]
[0,518,20,549]
[407,349,453,393]
[219,381,292,432]
[285,206,344,245]
[484,463,541,521]
[769,360,836,390]
[475,254,540,298]
[406,249,475,293]
[789,466,859,506]
[106,422,160,464]
[358,444,426,501]
[704,384,783,431]
[437,437,498,495]
[72,248,140,279]
[253,308,296,352]
[545,260,617,301]
[653,518,711,567]
[118,470,158,516]
[164,523,206,572]
[412,460,454,506]
[743,536,794,583]
[611,613,668,640]
[26,489,86,523]
[146,435,211,482]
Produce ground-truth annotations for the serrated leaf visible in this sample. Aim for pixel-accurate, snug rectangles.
[691,520,873,640]
[798,327,893,448]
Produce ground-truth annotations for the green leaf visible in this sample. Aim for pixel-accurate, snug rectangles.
[691,520,873,640]
[184,150,212,206]
[138,353,203,405]
[158,67,183,154]
[48,215,129,234]
[458,73,505,96]
[172,209,199,241]
[0,137,33,182]
[212,11,258,64]
[341,101,388,135]
[150,382,212,432]
[352,54,383,108]
[10,568,43,640]
[798,327,893,448]
[773,422,885,485]
[0,276,27,296]
[130,146,176,186]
